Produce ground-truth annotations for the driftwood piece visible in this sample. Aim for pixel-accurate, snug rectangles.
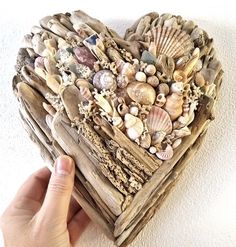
[12,10,223,247]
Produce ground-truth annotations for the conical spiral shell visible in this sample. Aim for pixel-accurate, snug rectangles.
[148,26,194,58]
[147,106,172,134]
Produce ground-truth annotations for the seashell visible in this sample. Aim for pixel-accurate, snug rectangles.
[183,48,200,76]
[175,55,190,70]
[156,144,174,160]
[124,113,138,128]
[144,64,156,76]
[147,106,172,134]
[79,86,93,101]
[117,103,129,116]
[164,92,184,121]
[195,72,206,87]
[74,46,97,69]
[117,74,129,88]
[173,126,191,138]
[75,78,93,90]
[156,54,175,80]
[182,20,196,34]
[173,70,187,83]
[191,27,208,47]
[120,62,136,81]
[62,70,77,85]
[173,115,189,129]
[157,83,169,96]
[112,116,124,130]
[45,74,62,94]
[172,138,182,149]
[135,71,147,82]
[43,38,57,57]
[147,76,159,87]
[129,105,139,116]
[170,82,184,95]
[139,133,152,149]
[127,82,156,105]
[124,114,144,140]
[155,93,166,107]
[151,131,166,145]
[149,146,157,154]
[141,50,156,65]
[148,26,194,58]
[44,57,59,75]
[93,70,117,91]
[94,94,113,115]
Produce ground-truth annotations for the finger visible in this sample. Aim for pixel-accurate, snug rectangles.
[67,196,81,222]
[39,155,75,224]
[68,209,90,245]
[12,167,50,213]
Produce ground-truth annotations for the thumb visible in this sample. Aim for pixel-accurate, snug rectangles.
[39,155,75,223]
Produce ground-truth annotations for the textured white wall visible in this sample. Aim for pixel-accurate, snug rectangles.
[0,1,236,246]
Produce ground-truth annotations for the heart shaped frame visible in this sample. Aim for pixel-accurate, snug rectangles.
[12,10,223,247]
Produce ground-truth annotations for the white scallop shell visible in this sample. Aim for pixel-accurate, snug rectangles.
[156,144,174,160]
[148,26,194,59]
[147,106,172,134]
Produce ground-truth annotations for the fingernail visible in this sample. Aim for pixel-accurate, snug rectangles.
[55,156,73,175]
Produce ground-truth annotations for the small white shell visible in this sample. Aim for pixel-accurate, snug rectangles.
[139,133,152,149]
[173,126,191,138]
[129,105,139,116]
[149,146,157,154]
[172,138,182,149]
[156,144,174,160]
[170,82,184,95]
[135,71,147,82]
[124,113,144,140]
[144,64,156,76]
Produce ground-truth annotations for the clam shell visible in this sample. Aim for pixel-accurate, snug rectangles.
[156,144,174,160]
[147,106,172,134]
[127,82,156,105]
[93,70,117,91]
[148,26,194,58]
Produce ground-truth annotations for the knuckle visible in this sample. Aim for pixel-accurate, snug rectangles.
[48,176,72,195]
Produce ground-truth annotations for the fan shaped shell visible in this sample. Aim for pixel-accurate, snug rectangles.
[149,26,194,59]
[147,106,172,134]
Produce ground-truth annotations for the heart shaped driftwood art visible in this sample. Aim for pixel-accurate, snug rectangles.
[12,10,223,247]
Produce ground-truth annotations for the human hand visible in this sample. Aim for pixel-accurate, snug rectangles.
[0,155,90,247]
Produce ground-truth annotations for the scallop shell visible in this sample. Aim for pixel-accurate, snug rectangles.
[127,82,156,105]
[93,70,117,91]
[148,26,194,58]
[147,106,172,134]
[156,144,174,160]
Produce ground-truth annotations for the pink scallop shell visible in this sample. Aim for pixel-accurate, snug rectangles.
[147,106,172,134]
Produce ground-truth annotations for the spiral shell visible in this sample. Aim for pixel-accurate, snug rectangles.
[127,82,156,105]
[93,70,117,91]
[147,26,194,58]
[120,62,136,81]
[147,106,172,134]
[124,113,144,140]
[164,93,184,121]
[156,144,174,160]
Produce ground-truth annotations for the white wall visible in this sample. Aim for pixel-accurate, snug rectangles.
[0,0,236,246]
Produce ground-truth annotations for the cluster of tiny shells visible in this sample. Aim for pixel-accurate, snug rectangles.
[25,12,220,161]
